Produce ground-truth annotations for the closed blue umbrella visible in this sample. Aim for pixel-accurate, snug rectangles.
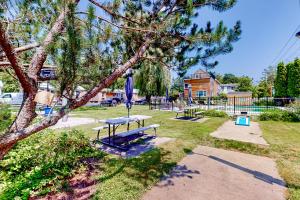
[188,86,192,106]
[125,69,133,117]
[166,87,169,102]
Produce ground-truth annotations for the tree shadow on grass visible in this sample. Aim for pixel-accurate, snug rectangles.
[97,148,201,188]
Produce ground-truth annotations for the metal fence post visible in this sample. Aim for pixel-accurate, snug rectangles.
[208,97,210,110]
[233,96,236,115]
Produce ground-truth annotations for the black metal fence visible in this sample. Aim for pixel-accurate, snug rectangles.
[149,97,300,115]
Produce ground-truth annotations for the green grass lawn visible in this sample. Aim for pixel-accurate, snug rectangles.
[64,105,271,200]
[260,121,300,200]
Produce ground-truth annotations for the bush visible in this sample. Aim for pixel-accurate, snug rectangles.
[0,104,12,133]
[0,130,105,199]
[259,109,300,122]
[253,99,275,106]
[203,109,228,118]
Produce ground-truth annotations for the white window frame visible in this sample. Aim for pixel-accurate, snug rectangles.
[196,90,207,97]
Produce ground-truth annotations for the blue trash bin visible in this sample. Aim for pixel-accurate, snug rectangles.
[44,107,53,116]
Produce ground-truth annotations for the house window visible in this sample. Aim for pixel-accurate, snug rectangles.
[184,84,189,89]
[196,91,207,97]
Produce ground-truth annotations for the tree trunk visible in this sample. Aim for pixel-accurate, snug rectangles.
[9,93,37,132]
[146,94,151,103]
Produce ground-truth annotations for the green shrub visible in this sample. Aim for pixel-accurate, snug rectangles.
[203,109,228,118]
[0,104,12,133]
[259,109,300,122]
[0,130,105,199]
[253,99,275,106]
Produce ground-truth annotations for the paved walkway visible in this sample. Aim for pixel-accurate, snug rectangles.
[51,117,96,129]
[143,146,286,200]
[210,120,268,145]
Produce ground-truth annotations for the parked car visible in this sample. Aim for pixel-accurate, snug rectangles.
[135,98,148,105]
[0,93,23,105]
[112,97,122,104]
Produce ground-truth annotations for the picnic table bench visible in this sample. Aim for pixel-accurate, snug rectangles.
[194,111,205,118]
[175,106,204,119]
[92,125,108,142]
[93,115,159,150]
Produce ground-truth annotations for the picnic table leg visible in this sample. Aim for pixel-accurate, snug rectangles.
[108,124,111,144]
[113,124,115,144]
[97,130,100,142]
[142,120,145,134]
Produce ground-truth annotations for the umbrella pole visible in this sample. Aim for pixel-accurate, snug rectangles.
[127,108,130,131]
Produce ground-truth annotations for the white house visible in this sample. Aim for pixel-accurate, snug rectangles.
[0,80,3,95]
[220,83,238,94]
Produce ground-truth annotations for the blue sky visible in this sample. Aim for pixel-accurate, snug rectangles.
[188,0,300,83]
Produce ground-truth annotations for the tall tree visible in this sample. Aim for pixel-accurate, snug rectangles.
[256,80,269,98]
[171,76,184,94]
[222,73,239,84]
[135,61,170,101]
[274,62,287,97]
[262,66,276,86]
[237,76,253,92]
[287,58,300,97]
[0,0,241,158]
[257,65,276,97]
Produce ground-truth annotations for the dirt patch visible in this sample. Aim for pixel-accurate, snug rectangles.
[30,158,100,200]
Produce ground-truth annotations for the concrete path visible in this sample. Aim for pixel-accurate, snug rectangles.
[51,117,96,129]
[143,146,286,200]
[210,120,268,145]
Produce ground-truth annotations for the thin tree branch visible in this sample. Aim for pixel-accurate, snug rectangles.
[71,36,153,109]
[88,0,142,25]
[77,12,157,33]
[0,42,40,59]
[0,23,33,93]
[142,56,173,69]
[27,0,80,81]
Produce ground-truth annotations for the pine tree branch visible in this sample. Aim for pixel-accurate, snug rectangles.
[0,42,40,59]
[0,35,153,160]
[88,0,142,25]
[70,36,153,109]
[141,56,172,69]
[0,23,33,93]
[0,61,11,67]
[27,0,80,82]
[77,12,157,33]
